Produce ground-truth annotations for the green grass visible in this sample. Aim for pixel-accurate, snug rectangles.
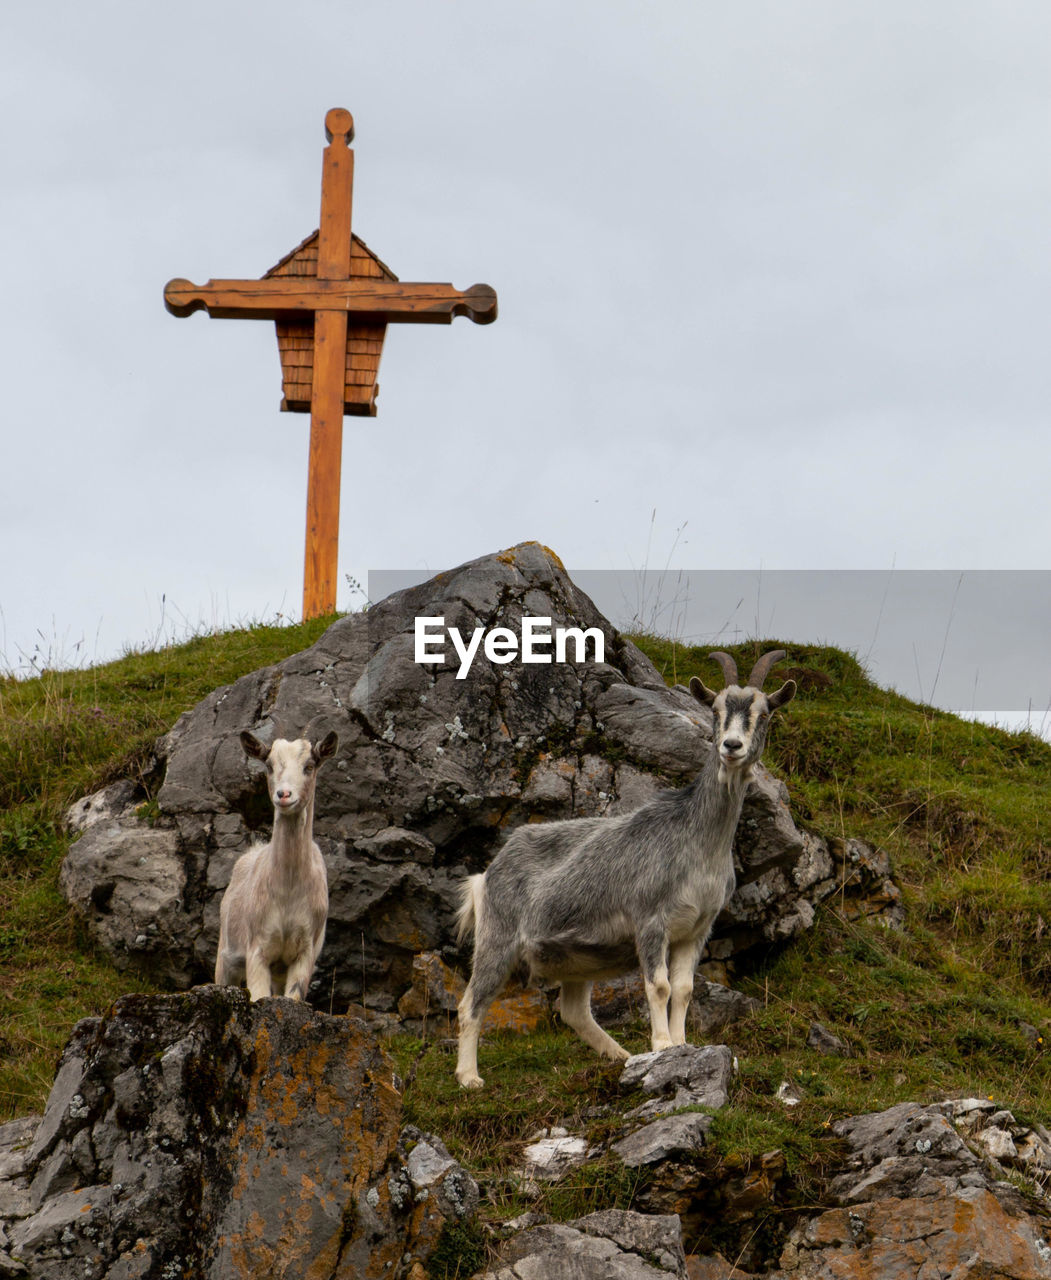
[0,616,336,1118]
[2,626,1049,1248]
[388,1022,657,1228]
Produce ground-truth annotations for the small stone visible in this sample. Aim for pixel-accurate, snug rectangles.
[976,1126,1018,1163]
[621,1044,734,1112]
[611,1112,712,1167]
[519,1135,589,1182]
[806,1022,849,1057]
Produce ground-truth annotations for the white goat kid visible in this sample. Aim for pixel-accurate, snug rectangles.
[454,650,796,1088]
[215,730,338,1001]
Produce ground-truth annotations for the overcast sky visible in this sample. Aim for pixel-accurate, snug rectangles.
[2,3,1049,718]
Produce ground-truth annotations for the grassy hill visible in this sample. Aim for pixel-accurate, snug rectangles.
[2,625,1048,1226]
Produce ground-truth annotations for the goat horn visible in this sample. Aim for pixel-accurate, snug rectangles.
[745,650,786,689]
[708,651,739,687]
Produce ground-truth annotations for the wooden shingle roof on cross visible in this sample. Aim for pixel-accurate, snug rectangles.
[264,229,398,416]
[164,107,497,616]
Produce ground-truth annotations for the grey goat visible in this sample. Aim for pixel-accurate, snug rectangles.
[454,650,796,1087]
[215,730,338,1001]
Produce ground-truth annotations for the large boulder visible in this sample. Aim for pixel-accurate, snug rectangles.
[8,988,478,1279]
[60,543,899,1009]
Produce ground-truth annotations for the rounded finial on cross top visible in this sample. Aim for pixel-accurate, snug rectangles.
[325,108,355,146]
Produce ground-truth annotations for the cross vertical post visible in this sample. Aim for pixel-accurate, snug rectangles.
[304,109,355,618]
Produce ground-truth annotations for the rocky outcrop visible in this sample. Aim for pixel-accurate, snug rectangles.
[59,543,901,1010]
[5,996,1050,1279]
[5,988,477,1279]
[474,1046,1051,1279]
[776,1100,1051,1277]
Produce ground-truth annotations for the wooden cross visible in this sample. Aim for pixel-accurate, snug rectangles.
[164,107,497,618]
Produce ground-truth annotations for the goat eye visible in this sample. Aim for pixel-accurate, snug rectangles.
[304,762,315,773]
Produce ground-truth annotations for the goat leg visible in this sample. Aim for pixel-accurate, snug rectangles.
[284,952,315,1002]
[245,948,273,1001]
[638,927,674,1052]
[668,935,707,1046]
[559,981,629,1061]
[455,990,486,1089]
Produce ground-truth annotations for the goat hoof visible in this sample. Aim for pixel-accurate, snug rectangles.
[456,1073,485,1089]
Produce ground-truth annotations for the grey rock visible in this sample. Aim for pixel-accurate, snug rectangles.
[944,1096,998,1129]
[783,1098,1051,1279]
[9,987,475,1280]
[64,779,141,834]
[831,1101,978,1202]
[977,1125,1019,1164]
[612,1112,713,1167]
[26,1050,90,1168]
[398,1126,480,1230]
[28,1140,80,1211]
[0,1182,32,1230]
[487,1224,633,1279]
[0,1117,39,1181]
[353,825,437,864]
[776,1080,803,1108]
[60,544,901,1009]
[939,1098,1051,1185]
[621,1044,735,1120]
[0,1117,38,1246]
[691,981,761,1039]
[807,1021,849,1056]
[520,1134,590,1182]
[490,1208,685,1279]
[11,1184,117,1261]
[406,1132,458,1188]
[58,822,191,986]
[591,683,710,776]
[574,1210,685,1274]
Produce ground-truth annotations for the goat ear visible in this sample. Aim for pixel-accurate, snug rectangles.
[313,731,339,762]
[240,730,269,761]
[767,679,797,710]
[689,676,719,707]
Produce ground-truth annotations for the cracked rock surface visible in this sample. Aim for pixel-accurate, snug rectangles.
[60,543,901,1010]
[5,988,477,1280]
[621,1044,736,1121]
[484,1209,687,1278]
[5,1009,1051,1280]
[776,1100,1051,1278]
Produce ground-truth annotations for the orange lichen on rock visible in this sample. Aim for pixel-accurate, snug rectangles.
[397,950,551,1034]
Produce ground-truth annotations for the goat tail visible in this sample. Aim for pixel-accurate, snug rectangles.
[455,873,486,945]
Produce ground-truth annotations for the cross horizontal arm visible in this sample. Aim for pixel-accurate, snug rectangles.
[164,278,497,325]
